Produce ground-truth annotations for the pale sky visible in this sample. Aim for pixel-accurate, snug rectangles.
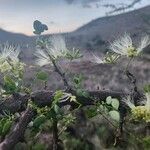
[0,0,150,35]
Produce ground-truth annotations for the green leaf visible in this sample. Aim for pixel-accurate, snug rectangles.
[32,143,46,150]
[2,120,12,136]
[65,49,83,60]
[106,96,112,105]
[143,136,150,149]
[73,74,83,88]
[0,118,7,126]
[33,115,47,128]
[85,107,98,118]
[73,77,80,85]
[144,84,150,93]
[99,105,104,110]
[54,90,63,102]
[54,104,61,114]
[111,99,119,110]
[3,75,17,94]
[104,107,109,113]
[109,110,120,122]
[47,109,56,119]
[82,91,90,98]
[76,89,83,96]
[0,122,3,135]
[36,71,48,81]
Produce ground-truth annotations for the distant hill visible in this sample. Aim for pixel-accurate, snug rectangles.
[67,5,150,52]
[0,28,31,44]
[0,5,150,54]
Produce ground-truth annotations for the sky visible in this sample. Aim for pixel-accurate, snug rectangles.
[0,0,150,35]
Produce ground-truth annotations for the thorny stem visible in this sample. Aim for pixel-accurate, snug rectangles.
[58,126,67,137]
[98,111,143,145]
[52,110,59,150]
[51,59,70,91]
[125,57,133,73]
[39,43,69,149]
[44,81,47,90]
[99,111,117,128]
[126,70,142,106]
[146,123,150,136]
[120,57,134,137]
[99,109,124,146]
[42,45,71,91]
[124,57,142,105]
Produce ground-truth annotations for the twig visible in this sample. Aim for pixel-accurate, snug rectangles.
[42,45,71,91]
[44,81,48,90]
[0,107,36,150]
[98,110,142,146]
[126,70,143,105]
[51,59,71,91]
[52,110,59,150]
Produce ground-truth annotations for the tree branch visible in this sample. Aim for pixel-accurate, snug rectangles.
[52,59,71,91]
[0,89,126,116]
[0,93,29,114]
[126,70,144,106]
[0,107,36,150]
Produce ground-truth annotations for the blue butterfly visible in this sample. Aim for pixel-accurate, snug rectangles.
[33,20,48,35]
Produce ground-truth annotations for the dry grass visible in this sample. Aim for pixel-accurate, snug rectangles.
[23,54,150,93]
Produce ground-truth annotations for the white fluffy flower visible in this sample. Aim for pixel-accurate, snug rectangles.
[92,52,120,64]
[110,33,150,57]
[0,42,20,63]
[124,96,136,109]
[35,48,51,66]
[124,93,150,122]
[35,35,68,66]
[0,43,22,73]
[46,35,68,59]
[0,43,13,62]
[10,46,20,62]
[137,35,150,53]
[125,93,150,110]
[92,54,104,64]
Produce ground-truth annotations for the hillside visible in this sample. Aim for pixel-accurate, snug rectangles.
[0,5,150,58]
[67,5,150,51]
[0,28,30,44]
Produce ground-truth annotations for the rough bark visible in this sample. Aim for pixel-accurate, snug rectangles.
[0,93,29,114]
[0,107,36,150]
[0,90,125,114]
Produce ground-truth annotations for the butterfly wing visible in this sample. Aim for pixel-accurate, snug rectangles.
[33,20,48,35]
[42,24,48,31]
[33,20,43,35]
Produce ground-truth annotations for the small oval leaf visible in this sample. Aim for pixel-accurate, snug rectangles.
[111,99,119,110]
[109,110,120,122]
[106,96,112,104]
[36,71,48,81]
[33,115,46,128]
